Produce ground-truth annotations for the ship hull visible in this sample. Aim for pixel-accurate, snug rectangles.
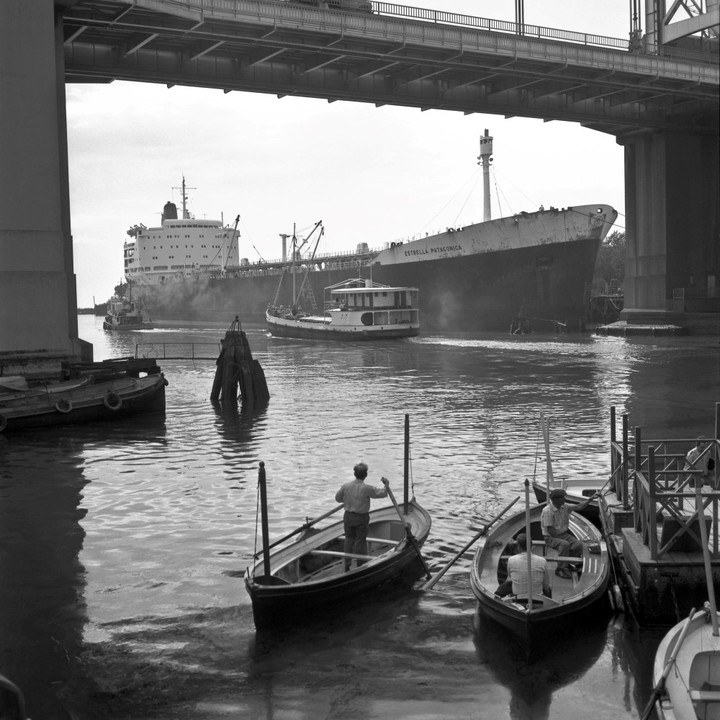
[130,206,616,332]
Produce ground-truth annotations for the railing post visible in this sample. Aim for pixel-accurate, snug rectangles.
[649,445,658,559]
[610,406,616,490]
[622,414,629,509]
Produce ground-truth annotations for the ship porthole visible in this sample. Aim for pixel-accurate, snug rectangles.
[103,392,123,411]
[55,398,73,414]
[0,414,7,432]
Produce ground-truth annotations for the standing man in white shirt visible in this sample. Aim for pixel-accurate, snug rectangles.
[335,462,388,571]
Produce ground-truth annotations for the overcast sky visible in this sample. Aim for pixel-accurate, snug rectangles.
[66,0,631,307]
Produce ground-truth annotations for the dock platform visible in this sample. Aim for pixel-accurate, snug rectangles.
[601,403,720,626]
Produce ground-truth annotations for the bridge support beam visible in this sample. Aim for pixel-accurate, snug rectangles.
[620,130,720,328]
[0,0,91,372]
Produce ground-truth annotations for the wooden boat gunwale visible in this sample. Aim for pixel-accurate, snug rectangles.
[245,500,431,598]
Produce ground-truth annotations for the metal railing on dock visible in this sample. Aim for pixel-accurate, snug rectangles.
[134,343,221,361]
[627,403,720,560]
[609,406,632,509]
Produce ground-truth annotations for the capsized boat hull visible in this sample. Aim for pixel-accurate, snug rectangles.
[245,501,431,630]
[0,373,167,432]
[654,605,720,720]
[469,505,610,651]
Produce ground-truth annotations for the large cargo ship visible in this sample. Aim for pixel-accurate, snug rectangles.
[125,157,617,333]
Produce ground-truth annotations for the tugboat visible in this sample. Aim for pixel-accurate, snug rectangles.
[103,292,153,331]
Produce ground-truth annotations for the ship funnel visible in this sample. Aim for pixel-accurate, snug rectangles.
[162,201,178,222]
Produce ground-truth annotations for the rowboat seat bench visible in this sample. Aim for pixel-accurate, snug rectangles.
[689,690,720,702]
[507,593,561,607]
[309,549,375,561]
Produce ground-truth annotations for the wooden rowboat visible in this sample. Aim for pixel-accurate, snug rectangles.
[244,493,431,630]
[245,415,432,630]
[652,603,720,720]
[469,501,610,652]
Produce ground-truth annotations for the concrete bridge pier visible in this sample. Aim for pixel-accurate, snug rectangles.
[620,130,720,330]
[0,0,91,374]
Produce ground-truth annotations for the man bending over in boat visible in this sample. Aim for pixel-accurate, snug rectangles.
[335,463,388,572]
[495,533,552,599]
[541,488,598,579]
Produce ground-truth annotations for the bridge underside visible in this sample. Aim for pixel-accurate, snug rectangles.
[1,0,718,362]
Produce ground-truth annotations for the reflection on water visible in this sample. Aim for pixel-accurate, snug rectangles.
[0,316,717,718]
[472,612,607,720]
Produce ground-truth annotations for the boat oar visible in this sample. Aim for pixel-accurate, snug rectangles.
[384,481,432,580]
[695,483,719,636]
[254,503,344,557]
[597,494,625,613]
[640,607,697,720]
[422,496,520,591]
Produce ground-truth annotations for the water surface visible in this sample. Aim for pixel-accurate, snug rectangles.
[1,316,718,719]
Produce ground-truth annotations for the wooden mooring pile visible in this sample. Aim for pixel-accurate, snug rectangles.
[602,402,720,625]
[211,317,269,406]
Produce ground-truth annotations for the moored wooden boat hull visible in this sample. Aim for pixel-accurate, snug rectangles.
[654,605,720,720]
[245,501,431,630]
[470,505,610,652]
[0,373,167,432]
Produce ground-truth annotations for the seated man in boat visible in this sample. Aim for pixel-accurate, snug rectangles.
[335,462,388,572]
[541,488,597,579]
[495,533,552,599]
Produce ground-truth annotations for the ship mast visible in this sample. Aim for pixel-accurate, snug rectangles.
[173,176,196,220]
[477,129,493,222]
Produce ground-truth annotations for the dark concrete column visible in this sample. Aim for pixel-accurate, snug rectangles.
[619,129,720,323]
[0,0,90,365]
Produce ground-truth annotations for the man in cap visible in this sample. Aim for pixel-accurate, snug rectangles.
[540,487,597,579]
[335,462,388,572]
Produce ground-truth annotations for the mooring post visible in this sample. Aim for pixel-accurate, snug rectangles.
[211,317,269,406]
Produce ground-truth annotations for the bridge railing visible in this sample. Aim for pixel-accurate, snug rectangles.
[179,0,718,64]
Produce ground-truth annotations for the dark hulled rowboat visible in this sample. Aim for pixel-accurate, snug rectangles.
[244,497,431,630]
[0,370,167,432]
[469,503,610,652]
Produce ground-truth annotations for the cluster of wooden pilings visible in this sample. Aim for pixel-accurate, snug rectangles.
[211,317,269,406]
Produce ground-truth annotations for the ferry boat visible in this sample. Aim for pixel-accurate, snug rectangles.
[124,142,617,332]
[266,278,420,340]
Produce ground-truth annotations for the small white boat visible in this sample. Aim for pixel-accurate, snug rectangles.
[652,602,720,720]
[266,278,420,340]
[103,293,153,331]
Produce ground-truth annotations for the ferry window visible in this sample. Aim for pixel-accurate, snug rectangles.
[375,311,389,325]
[361,312,373,326]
